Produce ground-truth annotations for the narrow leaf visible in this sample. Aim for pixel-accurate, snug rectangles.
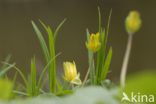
[31,21,50,62]
[37,52,61,93]
[54,18,67,42]
[98,7,101,34]
[12,90,29,96]
[0,63,15,78]
[105,9,112,47]
[3,62,29,90]
[101,47,112,80]
[30,57,36,96]
[1,55,11,70]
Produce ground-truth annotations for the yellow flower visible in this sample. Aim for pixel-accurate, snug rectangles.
[86,32,101,52]
[125,11,142,34]
[63,61,81,85]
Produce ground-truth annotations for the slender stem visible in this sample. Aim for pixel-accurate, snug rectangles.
[82,54,94,87]
[120,34,133,88]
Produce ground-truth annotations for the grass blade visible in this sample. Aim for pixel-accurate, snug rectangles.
[96,9,112,85]
[30,57,36,96]
[0,63,15,78]
[101,47,112,80]
[3,62,29,90]
[12,72,18,84]
[37,52,61,94]
[56,78,62,92]
[96,30,106,85]
[105,9,112,46]
[47,27,56,93]
[31,21,50,62]
[12,90,29,96]
[98,7,101,34]
[1,55,11,70]
[54,18,66,42]
[39,20,49,32]
[38,21,57,93]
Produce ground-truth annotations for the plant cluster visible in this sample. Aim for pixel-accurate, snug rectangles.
[0,8,145,104]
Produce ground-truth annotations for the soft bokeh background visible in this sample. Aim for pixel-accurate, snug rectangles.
[0,0,156,84]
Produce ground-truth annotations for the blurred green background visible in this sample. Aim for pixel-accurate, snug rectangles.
[0,0,156,84]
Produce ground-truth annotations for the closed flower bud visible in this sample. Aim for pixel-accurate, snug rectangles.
[125,11,142,34]
[63,61,81,85]
[86,32,101,52]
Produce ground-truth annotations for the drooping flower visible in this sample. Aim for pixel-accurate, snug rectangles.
[125,11,142,34]
[86,32,101,52]
[63,61,81,85]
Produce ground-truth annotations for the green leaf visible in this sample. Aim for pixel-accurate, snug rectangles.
[30,57,37,96]
[56,79,62,92]
[32,20,57,93]
[37,52,61,94]
[12,90,29,96]
[39,20,49,32]
[54,18,67,42]
[12,72,18,84]
[105,9,112,46]
[31,21,50,63]
[96,30,106,85]
[33,20,65,93]
[61,80,68,91]
[1,55,11,71]
[98,7,101,34]
[3,62,29,91]
[96,8,112,85]
[0,63,15,78]
[101,47,112,80]
[47,27,56,93]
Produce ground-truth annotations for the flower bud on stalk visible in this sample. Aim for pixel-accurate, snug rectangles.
[82,32,101,87]
[125,11,141,34]
[86,33,101,52]
[120,11,142,88]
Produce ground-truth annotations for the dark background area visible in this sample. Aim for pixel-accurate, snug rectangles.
[0,0,156,84]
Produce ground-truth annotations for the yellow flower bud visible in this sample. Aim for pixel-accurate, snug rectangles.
[125,11,142,34]
[63,61,81,85]
[86,32,101,52]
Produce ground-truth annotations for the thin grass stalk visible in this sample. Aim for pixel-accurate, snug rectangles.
[96,30,105,85]
[30,57,36,96]
[95,7,102,85]
[47,27,56,93]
